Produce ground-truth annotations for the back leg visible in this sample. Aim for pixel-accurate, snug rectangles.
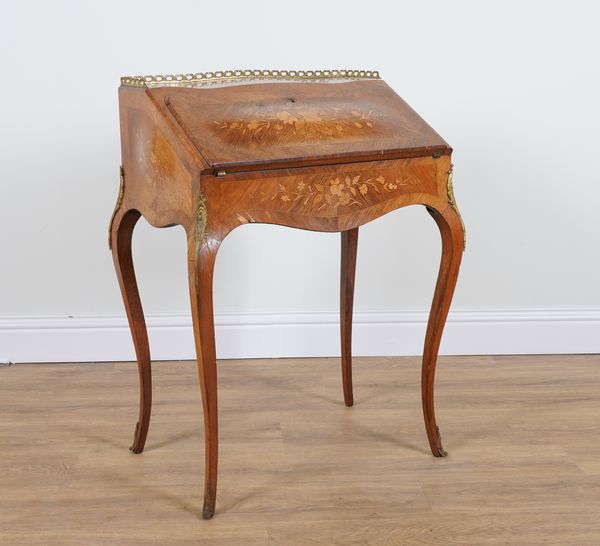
[340,228,358,407]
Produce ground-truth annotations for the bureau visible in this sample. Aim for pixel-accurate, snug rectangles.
[109,69,465,518]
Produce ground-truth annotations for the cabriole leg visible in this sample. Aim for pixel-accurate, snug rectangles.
[110,208,152,454]
[340,228,358,407]
[422,206,464,457]
[187,230,221,519]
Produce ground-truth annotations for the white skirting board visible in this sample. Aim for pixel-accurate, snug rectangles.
[0,308,599,363]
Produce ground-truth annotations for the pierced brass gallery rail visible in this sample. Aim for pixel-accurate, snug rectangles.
[121,69,380,88]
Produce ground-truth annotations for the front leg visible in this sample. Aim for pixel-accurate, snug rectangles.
[110,187,152,454]
[422,204,464,457]
[186,201,221,519]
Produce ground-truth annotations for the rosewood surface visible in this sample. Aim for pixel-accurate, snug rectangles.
[109,70,465,519]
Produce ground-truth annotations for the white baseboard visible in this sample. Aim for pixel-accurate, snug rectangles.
[0,308,598,363]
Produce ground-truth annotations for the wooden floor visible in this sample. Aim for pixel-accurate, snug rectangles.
[1,355,600,545]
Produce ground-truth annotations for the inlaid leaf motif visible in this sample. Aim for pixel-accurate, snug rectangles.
[215,107,380,143]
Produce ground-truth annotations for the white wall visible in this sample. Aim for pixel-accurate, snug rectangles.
[1,0,599,361]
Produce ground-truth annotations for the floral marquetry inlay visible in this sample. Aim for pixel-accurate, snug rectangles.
[250,172,420,214]
[215,108,380,144]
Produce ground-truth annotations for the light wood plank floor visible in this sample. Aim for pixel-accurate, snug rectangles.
[1,355,600,545]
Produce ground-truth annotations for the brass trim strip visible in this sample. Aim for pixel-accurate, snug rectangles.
[121,69,380,88]
[194,192,208,289]
[108,166,125,250]
[195,192,208,250]
[446,164,467,251]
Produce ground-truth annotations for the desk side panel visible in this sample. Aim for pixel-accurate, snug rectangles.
[118,86,206,228]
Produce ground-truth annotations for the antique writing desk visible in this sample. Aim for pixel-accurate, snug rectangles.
[110,69,465,519]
